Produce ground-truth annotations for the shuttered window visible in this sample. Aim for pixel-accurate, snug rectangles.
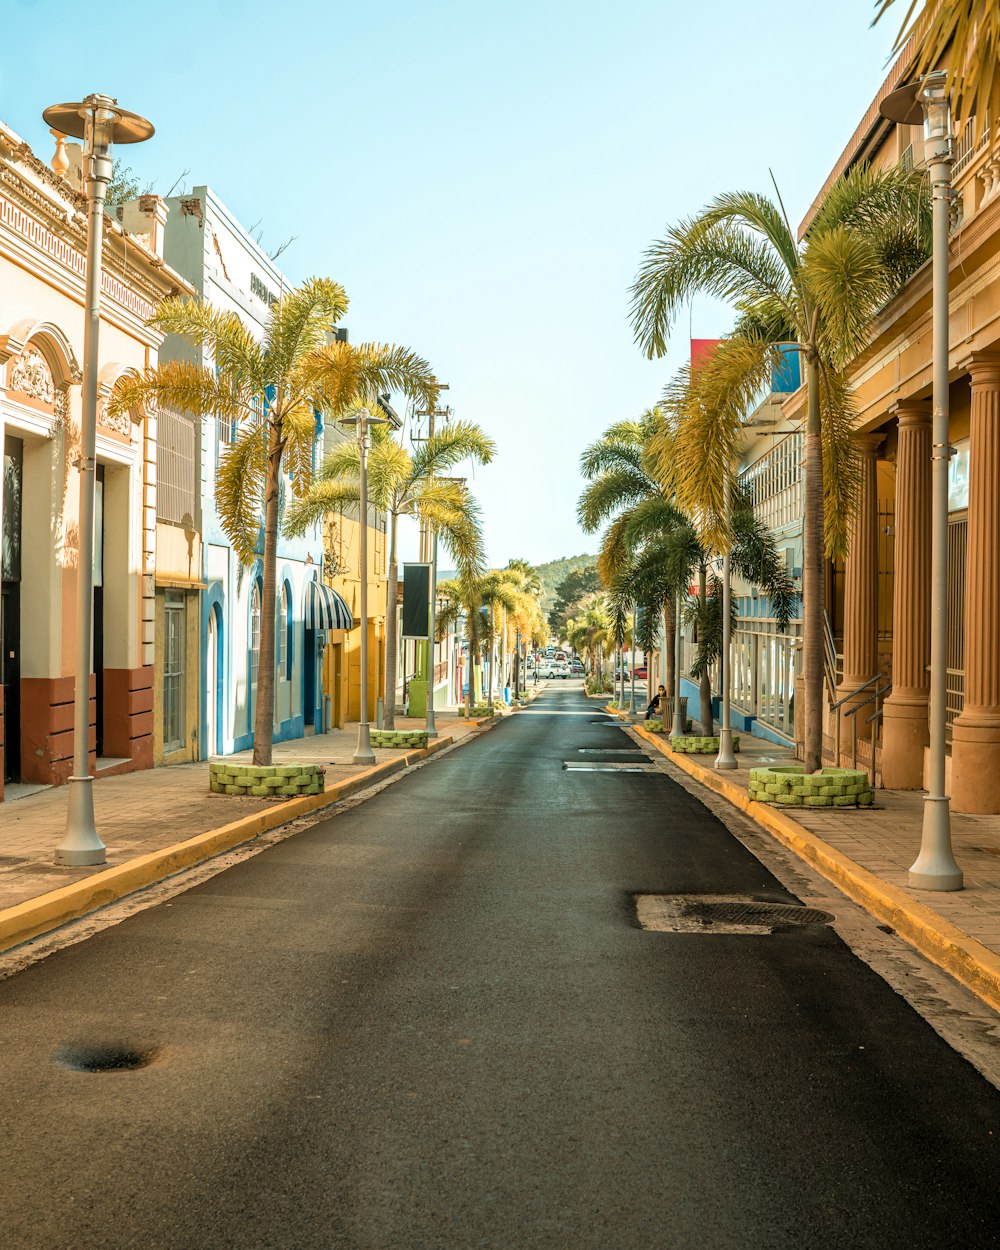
[157,409,196,526]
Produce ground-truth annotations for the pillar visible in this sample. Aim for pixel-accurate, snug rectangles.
[835,434,884,730]
[881,403,931,788]
[952,353,1000,812]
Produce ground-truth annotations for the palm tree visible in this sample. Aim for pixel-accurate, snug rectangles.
[583,413,795,732]
[630,164,930,770]
[874,1,998,139]
[111,279,441,764]
[286,418,493,728]
[567,603,614,688]
[436,570,517,715]
[578,410,690,699]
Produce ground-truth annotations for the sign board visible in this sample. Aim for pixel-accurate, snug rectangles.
[402,563,431,638]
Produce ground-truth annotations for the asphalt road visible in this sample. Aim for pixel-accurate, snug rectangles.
[2,684,1000,1249]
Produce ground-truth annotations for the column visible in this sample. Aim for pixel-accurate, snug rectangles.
[952,353,1000,812]
[882,403,932,789]
[835,434,884,730]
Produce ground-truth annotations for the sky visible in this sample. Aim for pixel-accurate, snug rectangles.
[2,0,903,568]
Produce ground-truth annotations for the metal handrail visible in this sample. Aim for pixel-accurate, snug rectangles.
[830,673,891,784]
[830,673,882,712]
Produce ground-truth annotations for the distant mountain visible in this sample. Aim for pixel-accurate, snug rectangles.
[533,553,598,611]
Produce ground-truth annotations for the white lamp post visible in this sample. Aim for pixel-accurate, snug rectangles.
[43,95,153,866]
[340,407,387,764]
[627,608,637,714]
[715,483,737,770]
[880,71,963,890]
[672,591,685,736]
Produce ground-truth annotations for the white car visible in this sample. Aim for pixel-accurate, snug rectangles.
[541,660,571,679]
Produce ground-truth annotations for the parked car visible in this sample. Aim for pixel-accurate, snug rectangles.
[634,664,648,681]
[540,660,571,679]
[570,658,585,674]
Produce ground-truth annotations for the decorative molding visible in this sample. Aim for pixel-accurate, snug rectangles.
[9,347,54,404]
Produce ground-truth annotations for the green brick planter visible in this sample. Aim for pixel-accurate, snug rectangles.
[747,765,874,808]
[670,734,741,755]
[643,719,692,734]
[369,729,429,749]
[209,762,324,797]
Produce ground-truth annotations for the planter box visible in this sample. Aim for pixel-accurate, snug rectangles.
[209,761,324,797]
[746,765,874,808]
[370,730,429,749]
[669,734,741,754]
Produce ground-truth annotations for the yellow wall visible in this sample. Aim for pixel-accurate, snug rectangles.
[324,511,387,726]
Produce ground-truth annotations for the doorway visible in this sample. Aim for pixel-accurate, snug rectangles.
[93,466,105,757]
[206,605,221,756]
[2,584,20,783]
[2,433,23,783]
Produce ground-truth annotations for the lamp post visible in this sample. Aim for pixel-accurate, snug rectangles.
[880,71,963,890]
[627,609,637,715]
[42,95,153,866]
[341,407,387,764]
[672,591,685,736]
[715,485,737,770]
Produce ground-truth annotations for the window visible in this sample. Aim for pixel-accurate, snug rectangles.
[278,582,289,677]
[157,408,196,525]
[250,581,261,689]
[163,591,185,752]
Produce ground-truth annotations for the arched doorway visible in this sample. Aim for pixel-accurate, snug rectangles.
[206,604,222,756]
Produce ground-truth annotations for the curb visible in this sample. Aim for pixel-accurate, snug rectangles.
[631,724,1000,1017]
[0,733,456,957]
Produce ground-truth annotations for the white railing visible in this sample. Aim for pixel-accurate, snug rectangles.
[740,431,803,533]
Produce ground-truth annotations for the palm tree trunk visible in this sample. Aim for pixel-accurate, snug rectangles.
[803,350,824,773]
[698,564,714,735]
[664,600,675,697]
[253,430,281,766]
[383,510,399,730]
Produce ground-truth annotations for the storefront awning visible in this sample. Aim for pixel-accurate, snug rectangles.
[304,579,354,631]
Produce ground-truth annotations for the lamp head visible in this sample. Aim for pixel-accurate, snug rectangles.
[43,94,154,153]
[879,70,951,142]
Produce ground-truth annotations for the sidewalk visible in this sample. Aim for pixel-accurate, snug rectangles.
[0,709,490,951]
[606,700,1000,1015]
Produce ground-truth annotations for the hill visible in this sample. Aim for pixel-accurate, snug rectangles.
[533,553,598,612]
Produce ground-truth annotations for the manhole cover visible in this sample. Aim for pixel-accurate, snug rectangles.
[564,761,660,773]
[635,894,834,934]
[56,1043,160,1073]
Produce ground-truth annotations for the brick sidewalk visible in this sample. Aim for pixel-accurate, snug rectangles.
[0,712,480,915]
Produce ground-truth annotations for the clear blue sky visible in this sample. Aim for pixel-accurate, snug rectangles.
[3,0,901,568]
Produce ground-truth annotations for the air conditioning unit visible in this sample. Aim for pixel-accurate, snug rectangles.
[784,547,801,579]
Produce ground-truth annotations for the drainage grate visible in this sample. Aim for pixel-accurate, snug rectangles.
[56,1043,160,1073]
[577,747,642,755]
[564,761,660,773]
[635,894,834,934]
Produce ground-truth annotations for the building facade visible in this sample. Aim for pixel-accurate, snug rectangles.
[160,186,356,760]
[757,43,1000,811]
[0,122,188,798]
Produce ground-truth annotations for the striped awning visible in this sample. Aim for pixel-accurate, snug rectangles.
[304,579,354,630]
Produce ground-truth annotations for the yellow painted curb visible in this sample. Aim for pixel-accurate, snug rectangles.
[0,734,456,957]
[633,725,1000,1017]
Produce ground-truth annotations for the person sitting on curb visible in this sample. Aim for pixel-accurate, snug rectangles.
[645,684,666,721]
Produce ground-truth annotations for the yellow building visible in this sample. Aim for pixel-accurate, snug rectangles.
[321,478,388,729]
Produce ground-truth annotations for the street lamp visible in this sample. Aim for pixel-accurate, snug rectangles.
[715,484,737,770]
[42,94,154,866]
[627,608,637,715]
[672,591,685,736]
[340,407,387,764]
[880,70,962,890]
